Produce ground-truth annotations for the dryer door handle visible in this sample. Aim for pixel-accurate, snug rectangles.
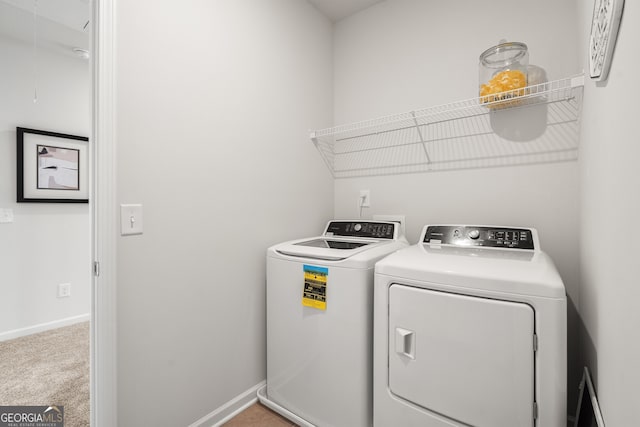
[395,327,415,360]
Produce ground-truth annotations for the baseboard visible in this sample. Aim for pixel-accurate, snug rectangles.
[257,384,314,426]
[0,313,90,342]
[188,380,265,427]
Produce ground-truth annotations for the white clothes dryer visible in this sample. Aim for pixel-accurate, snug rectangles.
[373,225,567,427]
[258,220,408,427]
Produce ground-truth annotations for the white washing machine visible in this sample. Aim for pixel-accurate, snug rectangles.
[258,220,408,427]
[373,225,567,427]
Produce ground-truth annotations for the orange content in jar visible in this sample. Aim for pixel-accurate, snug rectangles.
[479,69,527,104]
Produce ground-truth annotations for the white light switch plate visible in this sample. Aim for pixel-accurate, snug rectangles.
[120,204,143,236]
[0,208,14,223]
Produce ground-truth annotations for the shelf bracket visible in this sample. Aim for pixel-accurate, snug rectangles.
[411,111,431,164]
[571,74,585,88]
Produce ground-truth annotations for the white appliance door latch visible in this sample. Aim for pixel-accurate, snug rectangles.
[395,327,415,359]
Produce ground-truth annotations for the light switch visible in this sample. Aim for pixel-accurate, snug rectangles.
[120,204,143,236]
[0,208,14,224]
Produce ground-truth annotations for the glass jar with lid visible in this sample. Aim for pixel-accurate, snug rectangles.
[479,42,529,106]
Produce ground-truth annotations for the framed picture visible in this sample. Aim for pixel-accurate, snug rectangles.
[17,127,89,203]
[589,0,625,82]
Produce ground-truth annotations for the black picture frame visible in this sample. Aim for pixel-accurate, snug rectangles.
[17,127,89,203]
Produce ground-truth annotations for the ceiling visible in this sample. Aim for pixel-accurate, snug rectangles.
[0,0,381,57]
[2,0,90,32]
[0,0,89,58]
[307,0,384,22]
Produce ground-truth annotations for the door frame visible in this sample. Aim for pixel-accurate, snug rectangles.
[91,0,117,425]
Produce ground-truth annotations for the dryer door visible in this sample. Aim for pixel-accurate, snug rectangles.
[388,284,535,427]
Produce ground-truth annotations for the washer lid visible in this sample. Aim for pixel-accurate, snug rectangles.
[275,238,382,261]
[294,238,370,250]
[269,220,408,265]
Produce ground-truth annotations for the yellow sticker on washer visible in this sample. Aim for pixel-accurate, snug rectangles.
[302,265,328,310]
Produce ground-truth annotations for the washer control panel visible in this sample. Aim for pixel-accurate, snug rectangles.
[423,225,534,250]
[325,221,396,239]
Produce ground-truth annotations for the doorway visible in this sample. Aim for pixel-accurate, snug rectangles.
[0,0,91,425]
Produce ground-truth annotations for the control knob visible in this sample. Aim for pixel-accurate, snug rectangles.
[468,229,480,240]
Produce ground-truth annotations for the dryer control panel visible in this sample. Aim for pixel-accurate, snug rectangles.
[423,225,535,250]
[325,221,396,239]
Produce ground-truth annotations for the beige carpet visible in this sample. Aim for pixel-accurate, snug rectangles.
[0,321,90,427]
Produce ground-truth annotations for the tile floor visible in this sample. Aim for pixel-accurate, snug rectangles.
[223,403,298,426]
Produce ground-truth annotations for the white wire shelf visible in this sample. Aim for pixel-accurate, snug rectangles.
[310,74,584,178]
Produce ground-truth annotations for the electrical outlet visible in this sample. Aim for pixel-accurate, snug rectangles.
[359,190,370,208]
[57,283,71,298]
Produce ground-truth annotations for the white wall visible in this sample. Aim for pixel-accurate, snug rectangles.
[333,0,583,412]
[576,1,640,425]
[114,0,334,425]
[0,35,91,338]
